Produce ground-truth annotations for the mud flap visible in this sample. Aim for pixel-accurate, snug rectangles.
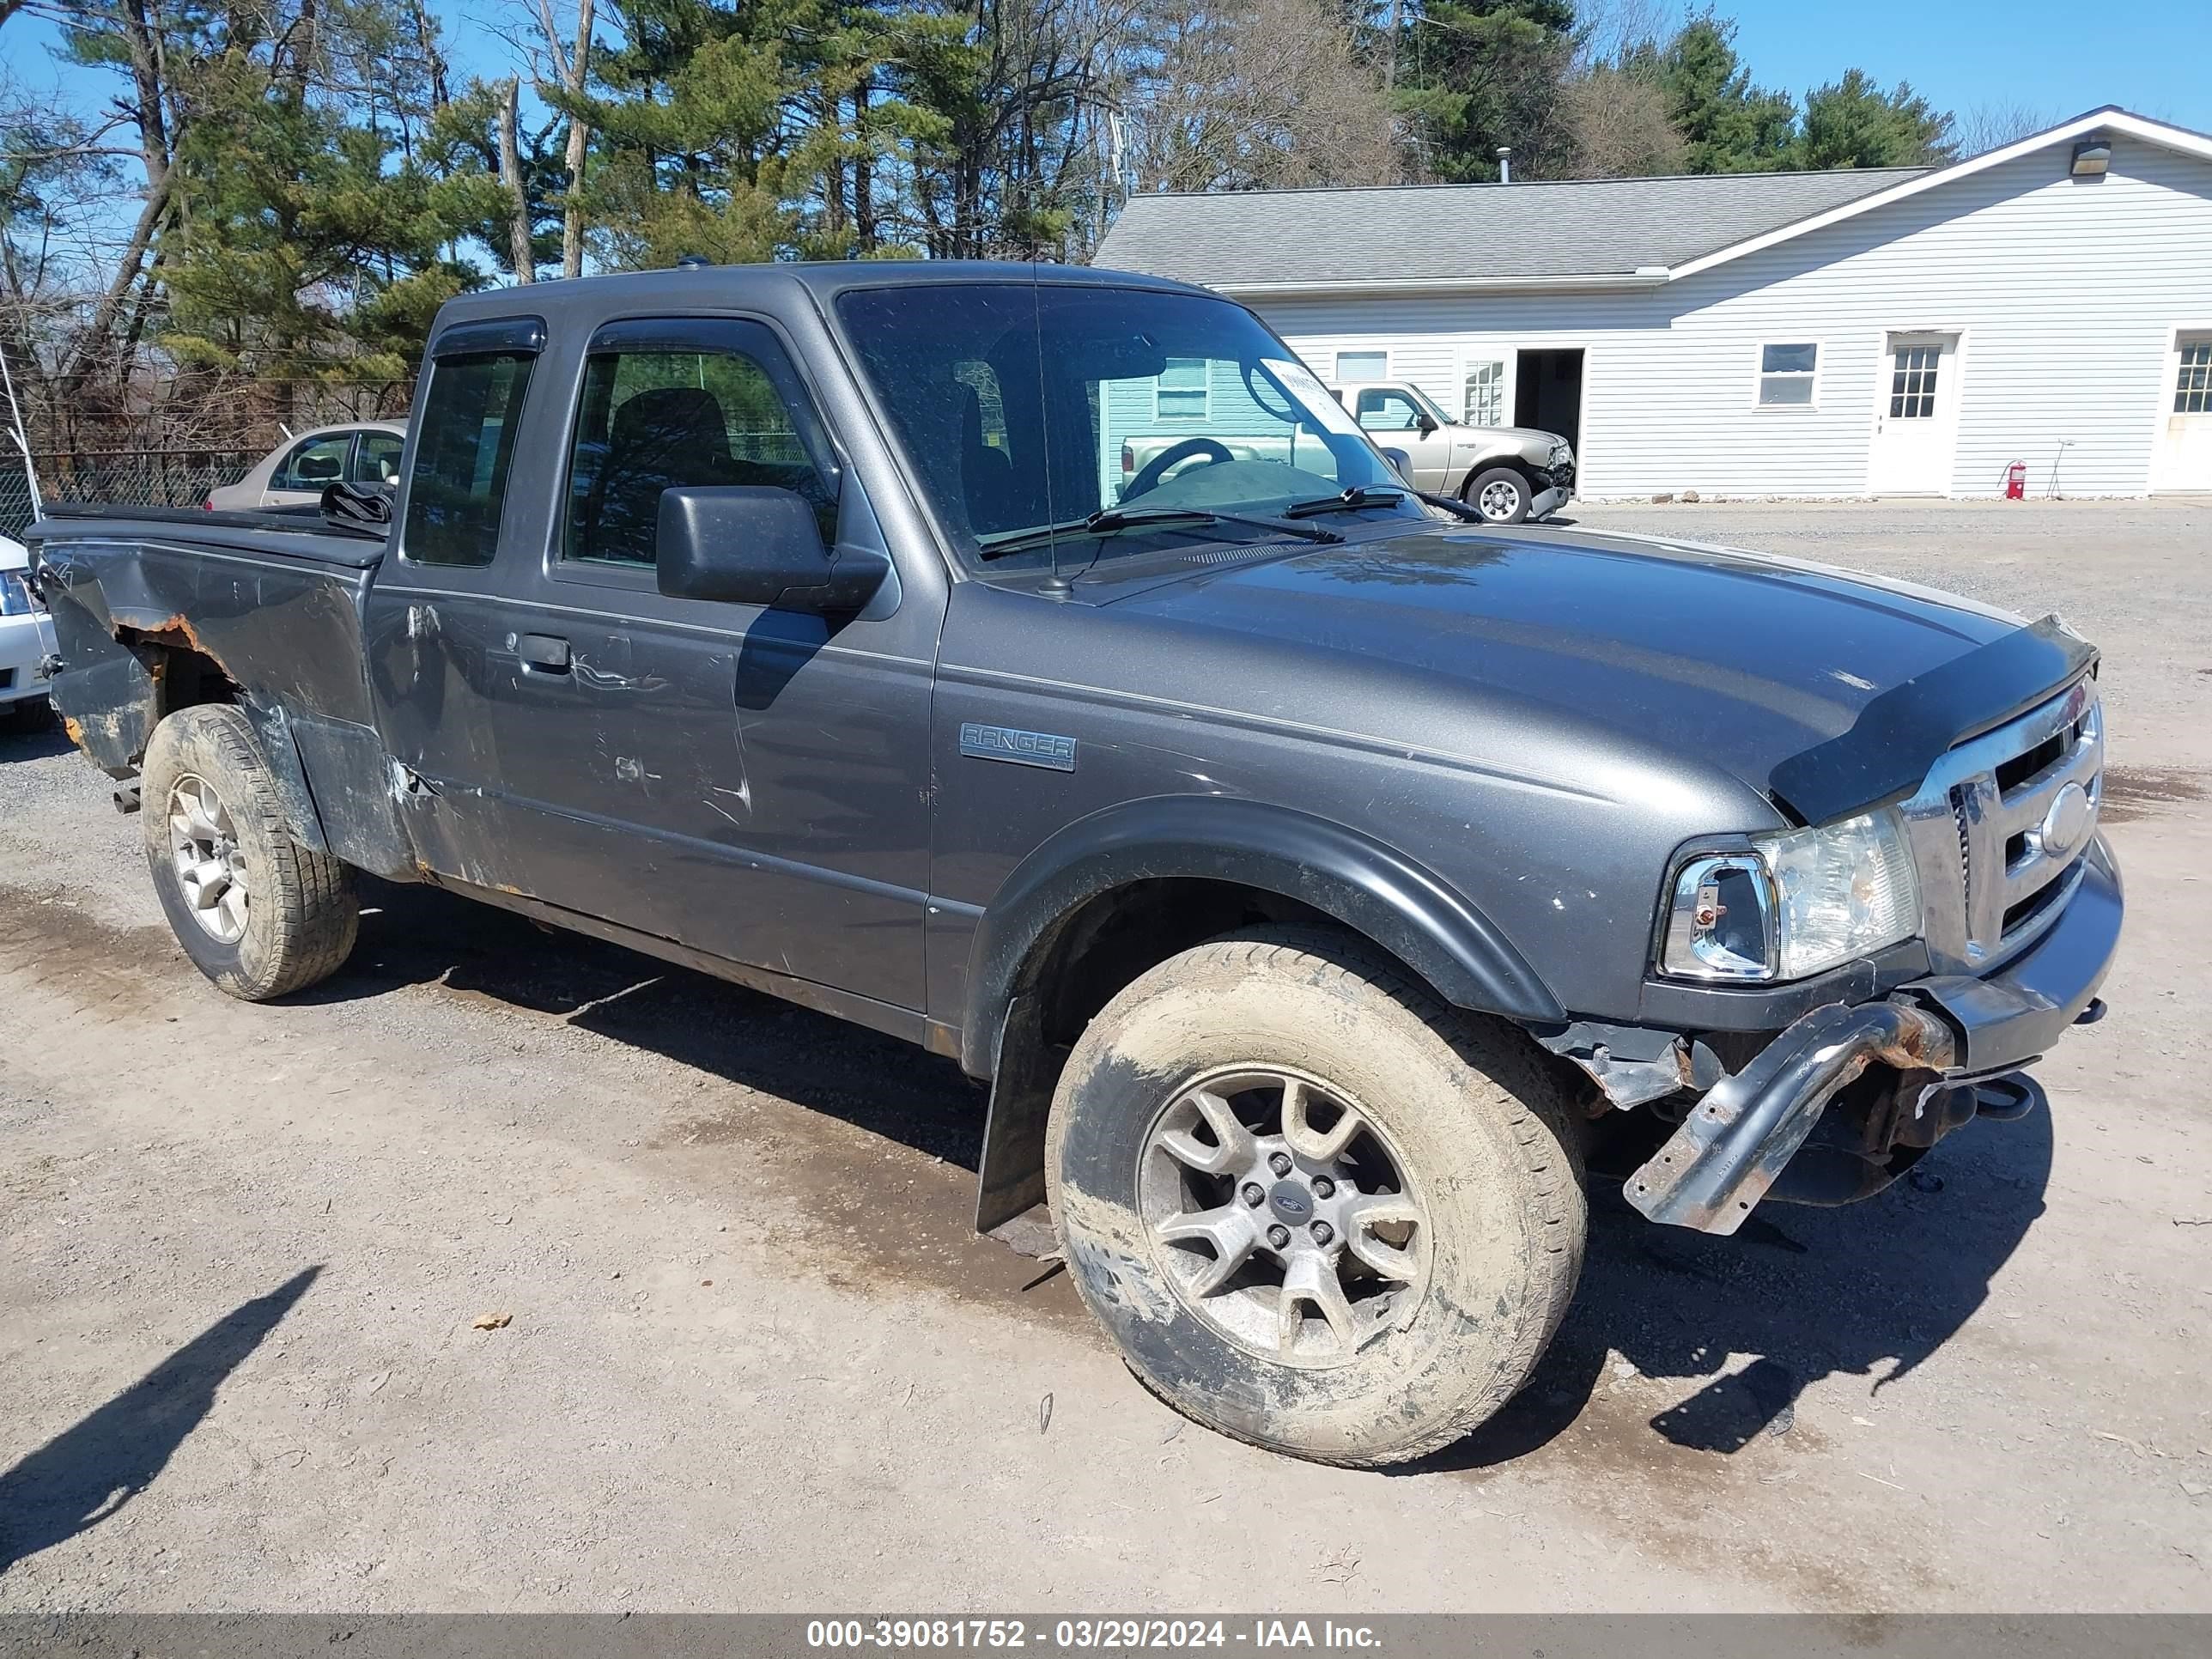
[973,994,1066,1238]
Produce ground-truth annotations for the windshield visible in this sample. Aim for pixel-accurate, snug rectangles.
[835,283,1432,573]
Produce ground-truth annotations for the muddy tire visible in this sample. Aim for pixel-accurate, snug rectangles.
[141,704,358,1000]
[1463,465,1533,523]
[1045,927,1585,1467]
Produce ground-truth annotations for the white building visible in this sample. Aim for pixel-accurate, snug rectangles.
[1092,108,2212,501]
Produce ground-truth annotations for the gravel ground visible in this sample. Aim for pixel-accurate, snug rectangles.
[3,500,2209,1613]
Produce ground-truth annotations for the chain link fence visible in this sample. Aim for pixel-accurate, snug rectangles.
[1,450,258,541]
[2,425,820,544]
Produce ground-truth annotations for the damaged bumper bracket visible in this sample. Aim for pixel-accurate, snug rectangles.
[1624,1000,1956,1234]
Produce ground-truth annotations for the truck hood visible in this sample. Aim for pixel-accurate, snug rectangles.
[1097,523,2080,823]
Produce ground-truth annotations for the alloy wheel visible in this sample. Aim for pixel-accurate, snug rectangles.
[1477,479,1523,520]
[167,774,250,943]
[1137,1067,1430,1367]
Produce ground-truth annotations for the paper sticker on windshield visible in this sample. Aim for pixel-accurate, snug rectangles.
[1263,358,1366,440]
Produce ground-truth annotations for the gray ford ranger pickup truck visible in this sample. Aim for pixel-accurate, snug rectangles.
[28,263,2122,1468]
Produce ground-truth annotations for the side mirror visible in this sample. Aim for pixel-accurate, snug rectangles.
[1416,412,1437,436]
[1380,447,1415,486]
[656,485,884,612]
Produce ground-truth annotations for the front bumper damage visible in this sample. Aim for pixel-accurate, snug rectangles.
[1626,834,2122,1235]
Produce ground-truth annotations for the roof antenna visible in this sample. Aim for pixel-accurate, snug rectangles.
[1029,249,1072,599]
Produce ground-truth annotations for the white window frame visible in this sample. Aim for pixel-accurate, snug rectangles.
[1455,346,1517,428]
[1753,341,1821,410]
[1334,349,1389,384]
[1154,357,1210,421]
[2172,332,2212,416]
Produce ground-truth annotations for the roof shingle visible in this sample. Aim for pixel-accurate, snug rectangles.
[1091,168,1929,289]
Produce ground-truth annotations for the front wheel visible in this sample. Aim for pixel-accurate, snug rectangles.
[1045,928,1586,1467]
[1464,466,1533,523]
[141,704,359,1000]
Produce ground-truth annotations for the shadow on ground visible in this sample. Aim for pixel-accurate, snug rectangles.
[1409,1099,2051,1471]
[313,877,2052,1472]
[0,1267,320,1576]
[319,877,987,1169]
[0,720,75,765]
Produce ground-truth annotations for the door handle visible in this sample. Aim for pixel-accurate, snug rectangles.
[519,633,572,673]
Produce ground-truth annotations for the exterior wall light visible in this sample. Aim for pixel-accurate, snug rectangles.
[2070,137,2112,177]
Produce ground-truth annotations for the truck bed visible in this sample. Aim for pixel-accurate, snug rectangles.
[28,508,416,880]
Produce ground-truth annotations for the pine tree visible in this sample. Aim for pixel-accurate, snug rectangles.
[1389,0,1578,182]
[1793,70,1956,169]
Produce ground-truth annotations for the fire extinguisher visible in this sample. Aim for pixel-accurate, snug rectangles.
[2004,460,2027,500]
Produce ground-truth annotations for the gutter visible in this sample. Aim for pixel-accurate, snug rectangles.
[1211,270,1672,301]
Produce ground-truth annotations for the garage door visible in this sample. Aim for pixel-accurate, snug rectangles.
[2152,333,2212,494]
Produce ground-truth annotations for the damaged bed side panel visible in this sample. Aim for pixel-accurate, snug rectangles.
[31,526,421,879]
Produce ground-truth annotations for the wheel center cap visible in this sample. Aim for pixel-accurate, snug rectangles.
[1267,1180,1313,1224]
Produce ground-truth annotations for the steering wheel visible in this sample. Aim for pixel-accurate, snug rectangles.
[1123,436,1234,501]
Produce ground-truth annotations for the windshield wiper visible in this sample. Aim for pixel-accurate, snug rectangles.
[976,506,1340,561]
[1280,486,1407,520]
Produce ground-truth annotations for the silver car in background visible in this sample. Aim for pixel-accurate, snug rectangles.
[204,421,408,510]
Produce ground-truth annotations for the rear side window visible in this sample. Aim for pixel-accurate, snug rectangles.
[354,430,405,485]
[403,353,534,566]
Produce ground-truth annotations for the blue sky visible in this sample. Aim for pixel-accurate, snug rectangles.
[8,1,2208,160]
[1721,0,2209,134]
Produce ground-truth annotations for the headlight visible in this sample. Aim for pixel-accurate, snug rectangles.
[1547,439,1572,465]
[1660,808,1920,982]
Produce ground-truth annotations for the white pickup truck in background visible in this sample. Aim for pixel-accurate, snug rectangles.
[1117,380,1576,524]
[1330,379,1576,523]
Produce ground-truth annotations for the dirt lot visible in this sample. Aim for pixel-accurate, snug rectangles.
[3,500,2209,1613]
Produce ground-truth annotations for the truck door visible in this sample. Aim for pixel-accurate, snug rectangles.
[448,314,933,1013]
[366,316,551,891]
[1353,386,1449,491]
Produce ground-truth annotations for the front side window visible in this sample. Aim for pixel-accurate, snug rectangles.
[1355,388,1423,432]
[562,333,836,567]
[276,434,349,490]
[402,352,534,567]
[836,283,1431,574]
[1758,343,1817,406]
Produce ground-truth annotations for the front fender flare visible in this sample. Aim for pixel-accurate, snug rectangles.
[958,795,1563,1079]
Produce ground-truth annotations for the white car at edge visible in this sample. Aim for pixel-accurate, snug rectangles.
[1,532,58,732]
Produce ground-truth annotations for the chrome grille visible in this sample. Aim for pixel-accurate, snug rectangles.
[1900,678,2102,973]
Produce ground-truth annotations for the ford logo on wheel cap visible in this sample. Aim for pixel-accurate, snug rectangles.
[2036,781,2094,860]
[1268,1182,1312,1223]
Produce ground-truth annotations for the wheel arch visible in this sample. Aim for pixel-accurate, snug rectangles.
[963,799,1566,1234]
[1459,456,1537,503]
[962,796,1563,1079]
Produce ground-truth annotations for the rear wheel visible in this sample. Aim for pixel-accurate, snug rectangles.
[141,704,358,1000]
[1045,927,1585,1467]
[1465,466,1533,523]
